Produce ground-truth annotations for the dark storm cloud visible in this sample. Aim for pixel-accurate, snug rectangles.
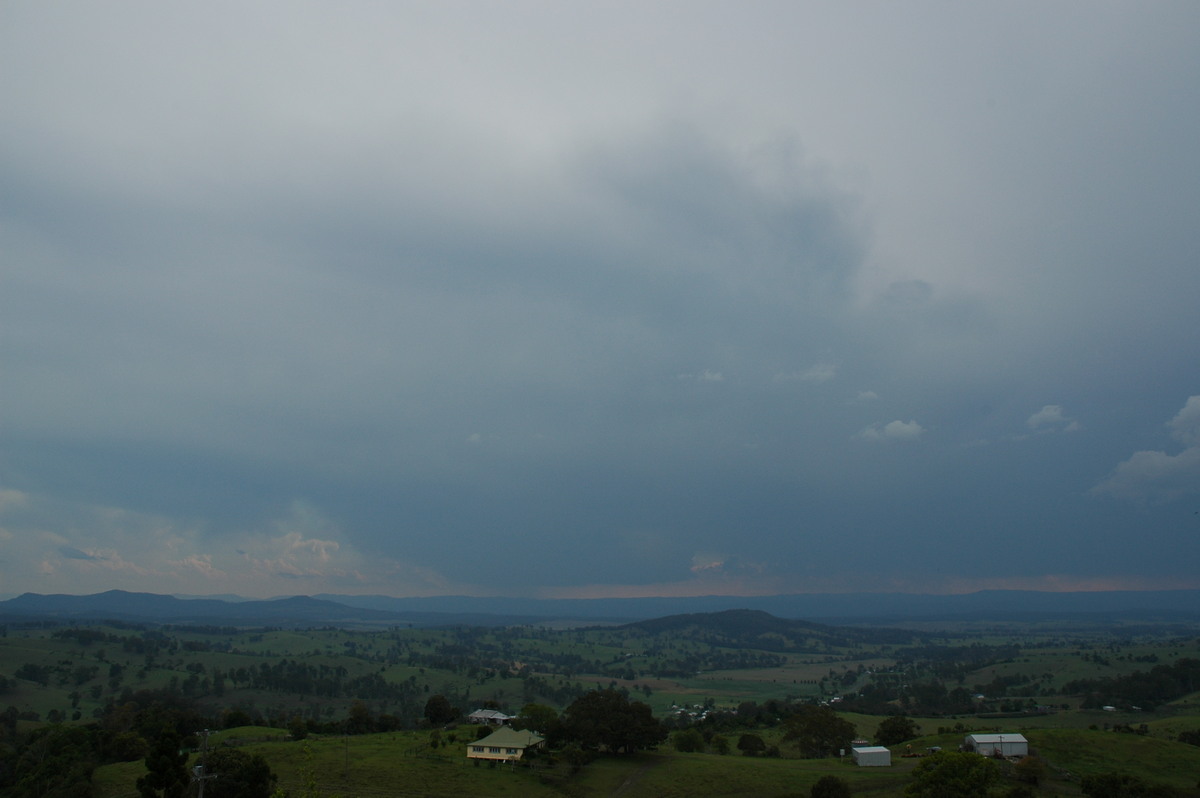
[2,2,1199,597]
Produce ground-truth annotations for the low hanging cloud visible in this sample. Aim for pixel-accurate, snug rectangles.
[1027,404,1080,432]
[855,419,926,443]
[0,488,466,597]
[1093,395,1200,502]
[848,390,880,405]
[170,553,225,580]
[1169,395,1200,446]
[677,370,725,383]
[774,363,837,383]
[58,545,106,561]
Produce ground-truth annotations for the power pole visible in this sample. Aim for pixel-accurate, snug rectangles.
[193,729,217,798]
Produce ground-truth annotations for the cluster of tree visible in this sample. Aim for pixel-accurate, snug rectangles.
[0,684,402,798]
[137,730,276,798]
[874,714,920,746]
[1,724,101,798]
[552,689,667,754]
[781,705,856,758]
[669,727,790,758]
[839,678,979,716]
[643,650,788,679]
[617,609,921,653]
[422,688,668,759]
[1063,657,1200,710]
[904,751,998,797]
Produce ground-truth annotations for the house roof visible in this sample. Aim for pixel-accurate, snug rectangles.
[469,709,513,719]
[966,733,1027,744]
[473,727,544,749]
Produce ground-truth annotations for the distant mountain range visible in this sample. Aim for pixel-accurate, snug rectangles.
[315,589,1200,623]
[1,588,1198,628]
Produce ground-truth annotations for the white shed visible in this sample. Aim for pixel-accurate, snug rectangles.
[852,746,892,766]
[964,733,1028,758]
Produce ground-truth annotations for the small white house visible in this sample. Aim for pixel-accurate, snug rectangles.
[964,733,1028,758]
[852,746,892,767]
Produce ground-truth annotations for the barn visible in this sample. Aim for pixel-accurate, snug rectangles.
[852,746,892,766]
[964,733,1028,758]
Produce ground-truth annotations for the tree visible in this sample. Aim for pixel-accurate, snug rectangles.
[423,694,457,727]
[737,733,767,756]
[512,702,561,742]
[782,705,856,759]
[875,714,919,746]
[221,709,254,730]
[137,730,189,798]
[344,700,373,734]
[287,715,308,741]
[905,751,998,798]
[811,774,852,798]
[560,689,667,754]
[203,747,277,798]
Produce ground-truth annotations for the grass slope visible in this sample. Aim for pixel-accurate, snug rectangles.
[1026,728,1200,793]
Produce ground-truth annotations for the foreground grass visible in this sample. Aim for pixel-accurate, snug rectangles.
[1026,728,1200,794]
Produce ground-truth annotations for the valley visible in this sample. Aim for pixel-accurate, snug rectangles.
[2,597,1199,796]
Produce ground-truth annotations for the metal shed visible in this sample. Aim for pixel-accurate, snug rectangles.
[964,733,1028,758]
[852,746,892,766]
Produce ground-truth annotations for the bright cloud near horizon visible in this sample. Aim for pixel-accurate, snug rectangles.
[2,3,1199,600]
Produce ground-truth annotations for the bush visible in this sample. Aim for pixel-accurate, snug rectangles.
[673,728,705,753]
[811,774,851,798]
[737,733,766,756]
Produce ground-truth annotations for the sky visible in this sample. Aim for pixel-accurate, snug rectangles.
[2,2,1199,600]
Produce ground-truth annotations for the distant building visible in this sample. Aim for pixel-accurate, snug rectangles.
[852,746,892,766]
[467,727,545,763]
[963,733,1028,758]
[468,709,513,725]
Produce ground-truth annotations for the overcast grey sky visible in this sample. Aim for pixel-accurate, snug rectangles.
[2,2,1199,599]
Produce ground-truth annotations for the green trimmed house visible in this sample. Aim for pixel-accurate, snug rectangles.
[467,727,546,763]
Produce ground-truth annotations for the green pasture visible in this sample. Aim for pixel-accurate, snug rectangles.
[94,728,928,798]
[1146,712,1200,740]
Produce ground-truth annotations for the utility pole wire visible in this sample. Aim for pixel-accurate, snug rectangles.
[193,729,217,798]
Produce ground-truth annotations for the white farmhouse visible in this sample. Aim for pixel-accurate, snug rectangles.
[467,727,545,763]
